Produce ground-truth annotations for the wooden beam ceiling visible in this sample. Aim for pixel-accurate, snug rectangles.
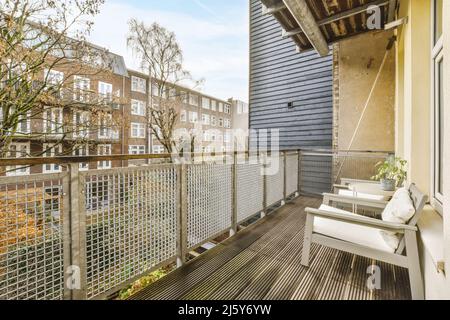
[282,0,329,56]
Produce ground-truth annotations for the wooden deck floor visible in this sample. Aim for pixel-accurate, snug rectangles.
[129,197,412,300]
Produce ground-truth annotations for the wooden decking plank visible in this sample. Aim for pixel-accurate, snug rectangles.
[128,196,411,301]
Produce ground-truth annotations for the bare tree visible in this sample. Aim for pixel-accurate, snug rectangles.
[127,20,202,153]
[0,0,122,162]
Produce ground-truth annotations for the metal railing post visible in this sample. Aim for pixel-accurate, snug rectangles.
[282,151,287,205]
[177,164,188,267]
[230,152,238,236]
[262,152,267,218]
[298,150,302,196]
[68,164,87,300]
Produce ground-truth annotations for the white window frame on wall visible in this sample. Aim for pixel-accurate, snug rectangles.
[98,113,113,139]
[431,0,444,214]
[98,81,113,102]
[73,144,89,171]
[73,76,90,102]
[129,145,146,155]
[131,76,146,93]
[73,111,90,139]
[43,143,63,173]
[43,107,63,136]
[131,99,146,116]
[180,110,187,122]
[131,122,146,138]
[97,144,112,169]
[6,142,30,176]
[152,145,165,154]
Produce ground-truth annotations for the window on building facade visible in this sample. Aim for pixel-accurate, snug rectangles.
[189,111,198,123]
[45,69,64,97]
[180,110,187,122]
[180,91,188,104]
[43,107,63,135]
[6,142,30,176]
[131,99,146,116]
[131,122,146,138]
[169,88,177,101]
[189,94,199,106]
[202,114,210,125]
[73,76,90,102]
[432,0,444,212]
[73,144,89,171]
[98,113,113,139]
[97,144,112,169]
[152,145,165,154]
[211,116,217,127]
[211,100,217,111]
[218,118,224,127]
[202,97,210,109]
[43,143,63,173]
[131,76,146,93]
[129,145,146,155]
[224,119,231,129]
[218,102,224,113]
[98,81,113,102]
[224,104,231,114]
[73,111,89,139]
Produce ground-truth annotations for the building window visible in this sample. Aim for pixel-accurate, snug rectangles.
[43,143,63,173]
[98,81,113,102]
[218,118,224,127]
[432,0,444,211]
[152,145,165,154]
[218,102,224,113]
[131,122,146,138]
[211,116,217,127]
[73,76,90,102]
[180,91,188,104]
[180,110,187,122]
[202,97,210,109]
[98,113,113,139]
[73,145,89,171]
[224,104,231,114]
[45,69,64,98]
[131,99,146,116]
[43,107,63,135]
[202,114,210,125]
[169,88,177,101]
[224,119,231,129]
[189,111,198,123]
[189,94,199,106]
[97,144,112,169]
[73,111,89,139]
[131,76,146,93]
[6,142,30,176]
[129,145,146,154]
[211,100,217,111]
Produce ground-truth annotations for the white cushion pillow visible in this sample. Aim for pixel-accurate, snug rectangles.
[380,188,415,250]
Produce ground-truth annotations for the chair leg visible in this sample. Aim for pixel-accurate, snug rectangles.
[301,213,314,267]
[404,230,425,300]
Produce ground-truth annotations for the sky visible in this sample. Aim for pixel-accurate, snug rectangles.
[88,0,249,102]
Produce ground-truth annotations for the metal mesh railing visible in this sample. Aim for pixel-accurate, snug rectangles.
[186,164,232,249]
[81,165,178,299]
[286,152,299,196]
[266,156,285,207]
[0,173,66,300]
[0,149,391,300]
[236,162,264,223]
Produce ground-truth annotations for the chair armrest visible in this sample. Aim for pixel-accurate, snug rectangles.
[305,208,417,232]
[322,193,389,209]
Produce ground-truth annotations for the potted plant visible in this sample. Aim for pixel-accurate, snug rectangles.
[372,156,407,191]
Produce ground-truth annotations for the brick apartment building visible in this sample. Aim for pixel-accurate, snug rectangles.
[1,46,237,177]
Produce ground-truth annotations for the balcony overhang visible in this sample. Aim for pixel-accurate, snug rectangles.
[261,0,398,56]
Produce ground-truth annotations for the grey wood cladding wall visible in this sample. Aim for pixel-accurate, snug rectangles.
[249,0,333,194]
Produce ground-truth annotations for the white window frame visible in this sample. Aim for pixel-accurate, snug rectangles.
[6,142,30,176]
[131,122,146,138]
[211,116,217,127]
[45,69,64,86]
[131,76,146,93]
[98,81,113,102]
[218,102,224,113]
[43,107,63,136]
[73,144,89,171]
[73,111,90,139]
[431,0,444,214]
[73,76,90,102]
[189,94,199,106]
[97,144,112,169]
[131,99,146,116]
[202,97,210,109]
[224,104,231,114]
[43,143,63,173]
[202,114,210,125]
[180,110,187,122]
[189,111,198,123]
[211,100,217,111]
[152,145,165,154]
[98,113,113,139]
[129,145,146,155]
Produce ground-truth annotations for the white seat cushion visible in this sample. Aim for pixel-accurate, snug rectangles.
[338,189,387,201]
[313,205,396,253]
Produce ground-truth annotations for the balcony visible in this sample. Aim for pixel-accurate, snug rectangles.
[0,150,413,300]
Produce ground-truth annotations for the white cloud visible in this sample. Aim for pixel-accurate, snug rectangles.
[88,0,249,101]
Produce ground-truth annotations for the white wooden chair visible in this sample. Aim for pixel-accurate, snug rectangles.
[301,184,427,300]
